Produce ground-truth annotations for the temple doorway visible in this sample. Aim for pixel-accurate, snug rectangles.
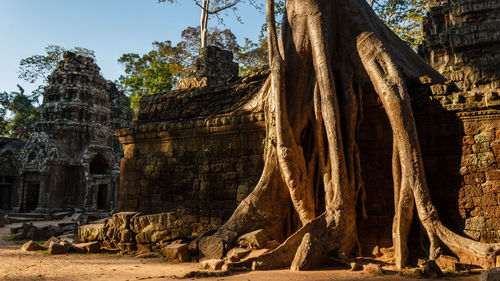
[97,184,108,210]
[25,183,40,212]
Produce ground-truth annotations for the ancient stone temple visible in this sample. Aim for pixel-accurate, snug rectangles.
[117,2,500,265]
[418,0,500,244]
[0,138,24,210]
[14,52,133,213]
[117,66,267,234]
[420,0,499,94]
[177,46,239,89]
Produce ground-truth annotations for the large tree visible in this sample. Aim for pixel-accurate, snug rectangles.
[158,0,257,48]
[118,26,239,112]
[0,85,38,139]
[209,0,500,271]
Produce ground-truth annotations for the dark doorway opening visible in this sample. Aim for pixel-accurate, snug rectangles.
[0,184,11,210]
[90,154,108,175]
[25,183,40,212]
[97,184,108,210]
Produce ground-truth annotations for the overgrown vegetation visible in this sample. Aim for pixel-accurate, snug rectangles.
[0,85,39,139]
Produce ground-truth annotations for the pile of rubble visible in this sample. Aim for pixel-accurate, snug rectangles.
[23,211,278,269]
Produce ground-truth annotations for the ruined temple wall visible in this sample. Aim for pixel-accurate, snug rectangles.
[421,0,500,93]
[418,0,500,243]
[117,113,265,233]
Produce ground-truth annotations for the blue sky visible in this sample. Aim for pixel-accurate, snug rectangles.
[0,0,265,94]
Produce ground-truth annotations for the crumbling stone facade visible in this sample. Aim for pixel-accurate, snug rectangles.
[15,52,132,213]
[420,0,500,94]
[117,3,499,257]
[117,70,267,234]
[178,46,239,89]
[418,0,500,243]
[194,46,239,87]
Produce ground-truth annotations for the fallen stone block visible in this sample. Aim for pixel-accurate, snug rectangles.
[78,223,106,242]
[27,226,50,241]
[21,241,44,252]
[435,255,459,271]
[131,213,177,233]
[364,263,384,275]
[73,241,101,253]
[161,243,190,262]
[131,213,191,244]
[226,247,251,262]
[58,233,80,244]
[43,237,61,248]
[201,259,225,270]
[48,241,71,255]
[199,236,224,260]
[237,229,269,249]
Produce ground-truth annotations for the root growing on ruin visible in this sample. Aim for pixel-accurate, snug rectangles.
[214,0,500,270]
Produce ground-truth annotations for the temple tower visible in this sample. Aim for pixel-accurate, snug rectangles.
[17,52,132,213]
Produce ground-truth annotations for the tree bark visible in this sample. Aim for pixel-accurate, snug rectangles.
[214,0,500,270]
[200,0,209,48]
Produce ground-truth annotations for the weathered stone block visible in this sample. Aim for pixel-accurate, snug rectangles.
[21,241,44,252]
[73,242,101,253]
[48,241,71,255]
[201,259,225,270]
[199,236,224,260]
[161,243,190,262]
[79,223,106,242]
[237,229,269,249]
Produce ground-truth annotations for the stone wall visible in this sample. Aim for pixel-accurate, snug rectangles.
[194,46,239,87]
[419,0,500,243]
[421,0,500,93]
[117,72,267,234]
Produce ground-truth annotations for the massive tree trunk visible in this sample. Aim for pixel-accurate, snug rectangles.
[200,0,209,48]
[214,0,500,270]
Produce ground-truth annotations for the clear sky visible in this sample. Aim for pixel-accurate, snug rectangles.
[0,0,265,94]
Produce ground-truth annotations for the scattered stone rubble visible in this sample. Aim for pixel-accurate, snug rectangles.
[73,212,279,267]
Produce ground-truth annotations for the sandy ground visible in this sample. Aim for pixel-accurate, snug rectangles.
[0,221,481,281]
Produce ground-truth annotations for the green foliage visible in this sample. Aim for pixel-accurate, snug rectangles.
[118,45,176,113]
[369,0,427,49]
[18,45,95,96]
[118,26,240,112]
[178,26,240,75]
[237,37,268,76]
[0,85,39,139]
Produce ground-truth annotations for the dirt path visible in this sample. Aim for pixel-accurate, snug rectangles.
[0,223,481,281]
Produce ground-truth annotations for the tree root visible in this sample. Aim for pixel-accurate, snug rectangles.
[217,0,500,271]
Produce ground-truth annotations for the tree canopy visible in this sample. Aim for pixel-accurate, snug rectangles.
[0,85,38,139]
[118,26,245,112]
[369,0,426,49]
